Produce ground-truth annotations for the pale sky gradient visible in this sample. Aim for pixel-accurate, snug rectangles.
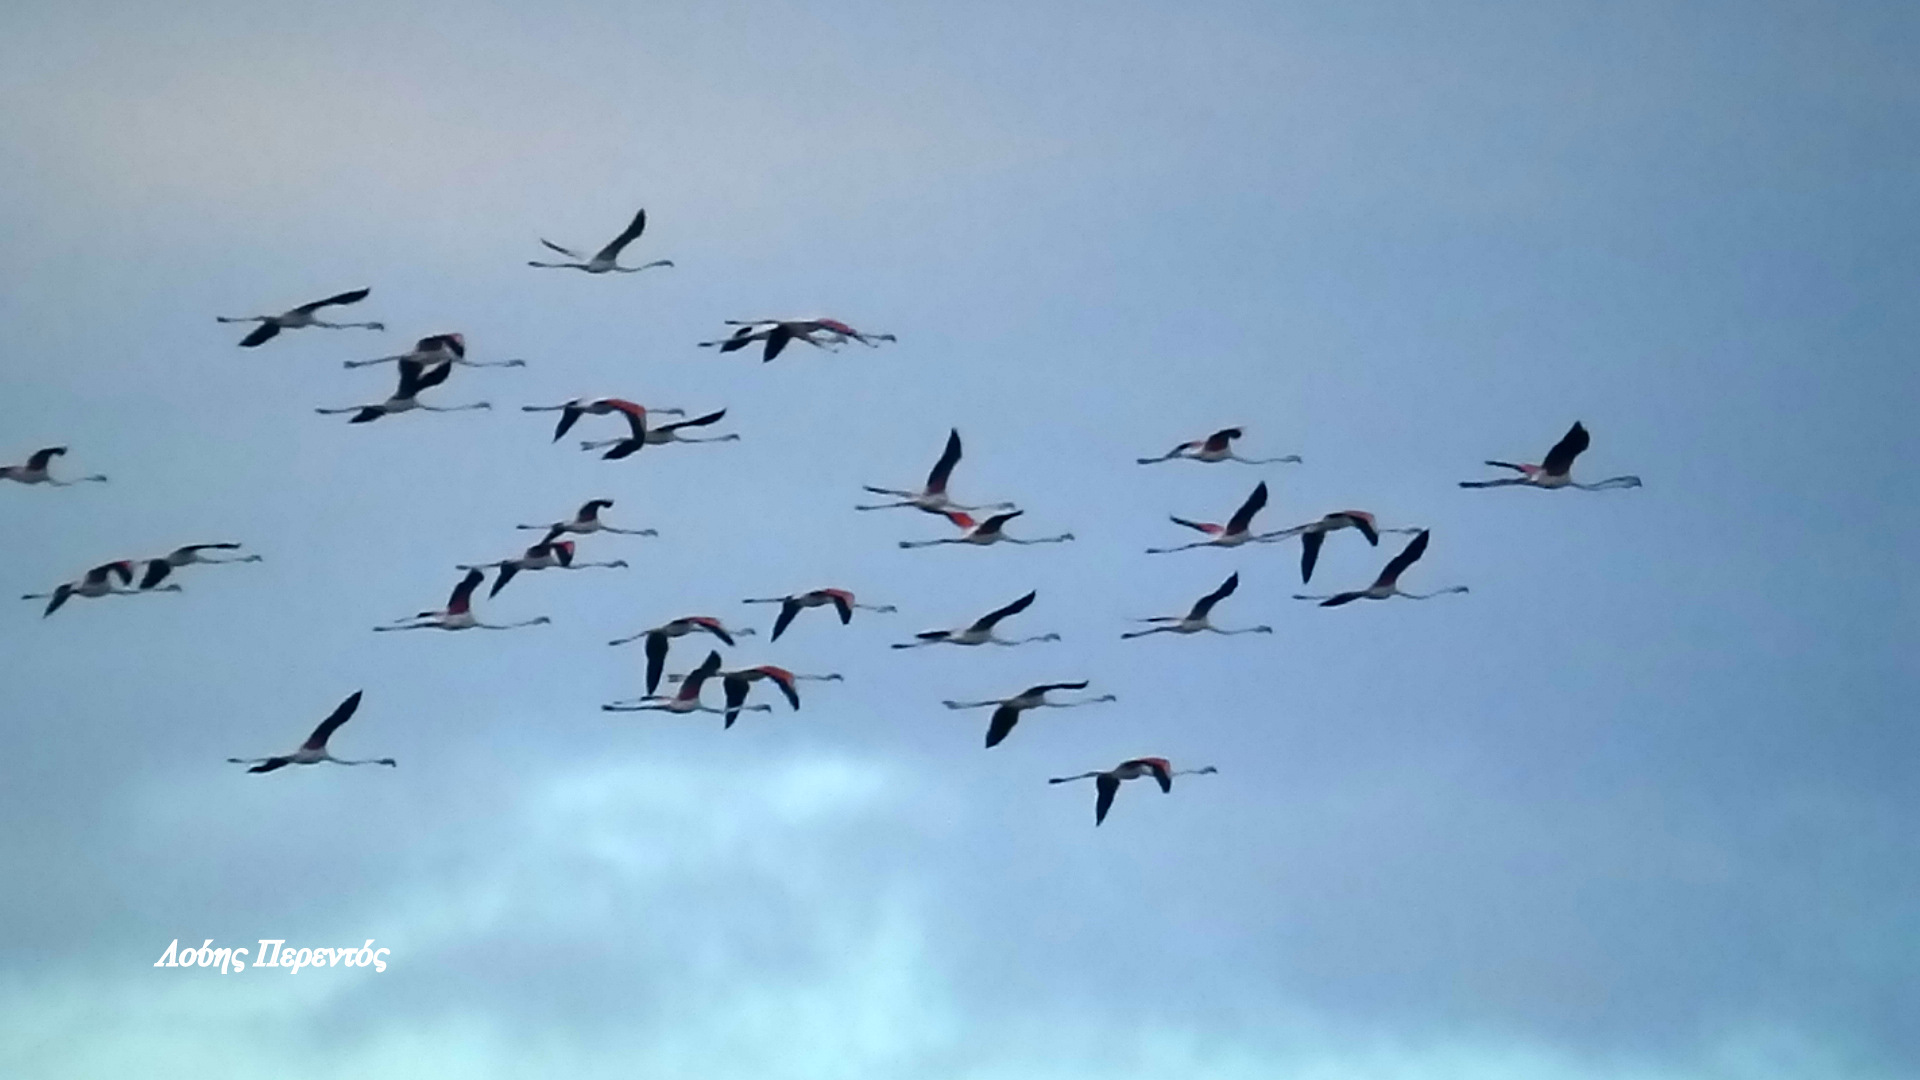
[1,1,1915,1078]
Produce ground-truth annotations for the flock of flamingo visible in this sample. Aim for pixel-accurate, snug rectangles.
[9,206,1643,825]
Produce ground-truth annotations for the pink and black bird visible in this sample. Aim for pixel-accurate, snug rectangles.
[1048,758,1218,826]
[218,288,382,347]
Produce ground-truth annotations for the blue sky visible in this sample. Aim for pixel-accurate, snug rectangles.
[1,1,1915,1077]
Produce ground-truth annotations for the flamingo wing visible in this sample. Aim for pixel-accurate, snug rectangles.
[394,358,430,398]
[42,584,73,616]
[414,360,454,392]
[721,675,749,728]
[301,691,364,750]
[1202,427,1242,452]
[827,591,853,624]
[296,288,371,313]
[1300,531,1325,583]
[138,560,173,591]
[1169,516,1224,536]
[644,632,669,695]
[610,401,649,441]
[762,324,794,362]
[595,208,648,261]
[238,322,282,347]
[680,650,725,696]
[977,510,1023,535]
[771,599,802,642]
[972,590,1037,631]
[662,409,726,432]
[1375,529,1430,586]
[90,561,134,586]
[1192,572,1239,618]
[984,704,1021,748]
[1542,421,1590,476]
[1225,481,1269,534]
[448,568,485,612]
[172,543,243,557]
[761,668,801,710]
[551,405,586,442]
[926,429,963,492]
[1124,758,1174,793]
[26,447,65,471]
[1094,774,1119,825]
[715,326,758,352]
[418,333,462,357]
[539,238,583,259]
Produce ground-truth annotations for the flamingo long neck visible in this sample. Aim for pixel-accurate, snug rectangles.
[1574,475,1642,490]
[1408,585,1469,599]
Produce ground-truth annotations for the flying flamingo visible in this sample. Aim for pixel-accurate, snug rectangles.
[373,569,551,631]
[741,588,896,641]
[24,560,178,617]
[345,333,526,369]
[580,408,738,459]
[942,681,1116,749]
[1293,530,1468,606]
[1048,758,1218,826]
[667,665,843,728]
[899,509,1073,549]
[517,499,657,539]
[1121,572,1272,639]
[316,358,490,423]
[520,398,685,442]
[2,447,107,487]
[227,691,396,772]
[1460,422,1642,491]
[137,544,263,590]
[217,288,383,347]
[458,539,628,597]
[857,429,1013,514]
[1146,482,1287,553]
[1137,427,1301,466]
[1265,511,1422,583]
[608,616,754,695]
[892,590,1058,649]
[698,318,895,363]
[528,208,673,274]
[603,650,772,720]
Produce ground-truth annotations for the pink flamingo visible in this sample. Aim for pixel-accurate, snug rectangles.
[218,288,382,347]
[699,318,894,363]
[857,429,1013,514]
[1292,530,1468,606]
[1137,427,1300,466]
[528,209,673,274]
[741,588,896,641]
[899,509,1073,549]
[1048,758,1218,826]
[608,616,755,694]
[227,691,396,772]
[2,447,107,487]
[1146,482,1288,553]
[1460,422,1641,491]
[943,681,1115,748]
[373,569,551,631]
